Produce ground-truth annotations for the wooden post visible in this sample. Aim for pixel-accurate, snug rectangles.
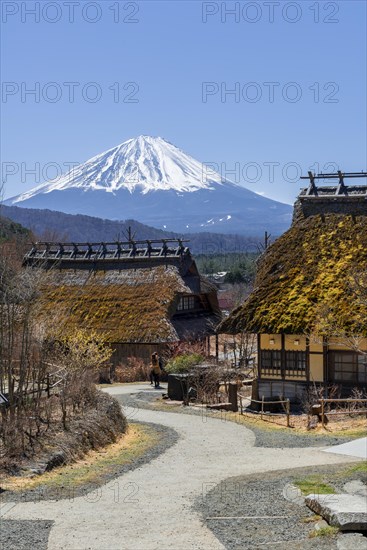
[321,399,325,429]
[286,399,290,428]
[261,395,264,420]
[229,382,238,412]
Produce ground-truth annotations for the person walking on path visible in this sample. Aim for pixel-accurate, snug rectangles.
[151,352,161,388]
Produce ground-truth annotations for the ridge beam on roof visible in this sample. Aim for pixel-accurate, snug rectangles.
[301,171,367,180]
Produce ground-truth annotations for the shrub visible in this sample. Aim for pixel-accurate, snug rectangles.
[165,353,205,374]
[114,357,150,382]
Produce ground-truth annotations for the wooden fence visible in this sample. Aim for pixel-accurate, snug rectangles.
[238,394,291,428]
[319,398,367,429]
[0,364,65,406]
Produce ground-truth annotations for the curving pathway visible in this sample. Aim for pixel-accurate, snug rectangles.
[2,384,363,550]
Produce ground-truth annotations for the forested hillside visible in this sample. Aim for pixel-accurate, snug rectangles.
[0,213,31,244]
[2,205,264,254]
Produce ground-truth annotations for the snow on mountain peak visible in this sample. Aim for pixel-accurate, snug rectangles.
[12,135,229,204]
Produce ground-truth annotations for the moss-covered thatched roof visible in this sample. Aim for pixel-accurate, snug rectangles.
[37,266,191,343]
[220,214,367,335]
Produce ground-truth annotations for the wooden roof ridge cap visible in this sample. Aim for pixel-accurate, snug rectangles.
[298,170,367,201]
[299,191,367,199]
[24,239,192,261]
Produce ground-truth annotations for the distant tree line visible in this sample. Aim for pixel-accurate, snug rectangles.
[196,252,259,284]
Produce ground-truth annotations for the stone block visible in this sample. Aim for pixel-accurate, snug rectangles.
[305,494,367,531]
[337,533,367,550]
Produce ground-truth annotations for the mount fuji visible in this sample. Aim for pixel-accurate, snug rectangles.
[5,136,292,235]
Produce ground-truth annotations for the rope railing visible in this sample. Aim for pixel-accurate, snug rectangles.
[238,394,291,428]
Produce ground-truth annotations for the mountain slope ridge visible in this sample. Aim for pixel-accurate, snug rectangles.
[1,204,263,254]
[5,136,292,234]
[9,136,230,200]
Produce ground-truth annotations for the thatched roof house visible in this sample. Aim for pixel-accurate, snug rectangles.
[221,173,367,399]
[25,240,221,365]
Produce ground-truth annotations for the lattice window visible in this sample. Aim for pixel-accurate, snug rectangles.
[260,350,307,378]
[260,350,282,375]
[176,296,196,312]
[330,352,367,384]
[284,351,307,378]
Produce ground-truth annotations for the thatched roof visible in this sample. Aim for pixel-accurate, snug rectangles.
[37,266,192,343]
[220,214,367,335]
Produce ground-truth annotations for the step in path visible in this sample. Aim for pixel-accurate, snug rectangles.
[306,493,367,531]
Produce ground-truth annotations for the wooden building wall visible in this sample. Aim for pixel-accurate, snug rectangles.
[257,333,367,400]
[111,342,167,365]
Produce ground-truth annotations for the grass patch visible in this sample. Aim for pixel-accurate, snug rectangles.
[343,462,367,475]
[326,426,367,438]
[200,407,366,438]
[309,526,339,538]
[294,461,366,498]
[155,398,367,437]
[301,515,321,523]
[97,382,147,388]
[237,411,367,437]
[330,461,367,483]
[2,424,156,494]
[294,476,336,496]
[218,409,366,438]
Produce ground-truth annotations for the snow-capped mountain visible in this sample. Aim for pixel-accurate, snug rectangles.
[6,136,292,234]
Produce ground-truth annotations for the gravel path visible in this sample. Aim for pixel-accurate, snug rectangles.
[1,384,363,550]
[115,386,359,448]
[197,463,367,549]
[0,520,53,550]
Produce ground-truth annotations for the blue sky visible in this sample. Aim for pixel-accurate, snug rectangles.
[1,0,366,203]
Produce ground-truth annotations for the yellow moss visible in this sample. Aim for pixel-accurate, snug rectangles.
[221,214,367,335]
[36,266,189,342]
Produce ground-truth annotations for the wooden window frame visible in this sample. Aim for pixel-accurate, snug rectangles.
[329,351,367,385]
[260,349,307,378]
[284,350,307,378]
[176,295,198,312]
[260,349,282,376]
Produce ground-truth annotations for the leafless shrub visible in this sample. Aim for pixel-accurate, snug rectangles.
[186,366,219,405]
[0,242,115,469]
[115,357,150,383]
[185,364,239,405]
[350,386,367,402]
[301,383,341,415]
